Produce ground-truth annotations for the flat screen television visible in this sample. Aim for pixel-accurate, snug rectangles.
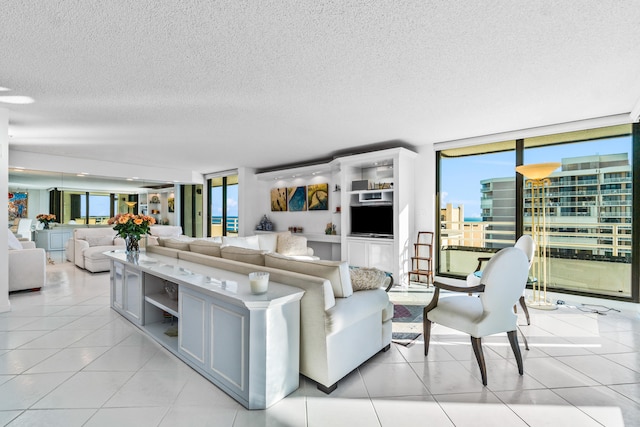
[350,205,393,237]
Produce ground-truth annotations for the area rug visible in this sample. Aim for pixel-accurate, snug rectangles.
[392,304,423,346]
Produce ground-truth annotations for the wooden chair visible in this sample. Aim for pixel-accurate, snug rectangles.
[409,231,434,285]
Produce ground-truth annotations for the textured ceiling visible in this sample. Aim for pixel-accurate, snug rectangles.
[3,0,640,178]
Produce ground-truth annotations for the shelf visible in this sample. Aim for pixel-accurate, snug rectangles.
[348,188,393,195]
[145,293,179,317]
[144,320,179,354]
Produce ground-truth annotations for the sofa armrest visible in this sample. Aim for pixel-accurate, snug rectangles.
[74,239,90,268]
[9,248,46,291]
[20,241,36,249]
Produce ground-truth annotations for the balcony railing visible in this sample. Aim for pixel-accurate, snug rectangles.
[439,219,632,298]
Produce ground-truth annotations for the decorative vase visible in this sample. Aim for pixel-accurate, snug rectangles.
[125,235,140,254]
[43,222,49,230]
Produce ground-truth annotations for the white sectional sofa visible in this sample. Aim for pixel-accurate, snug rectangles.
[145,234,392,393]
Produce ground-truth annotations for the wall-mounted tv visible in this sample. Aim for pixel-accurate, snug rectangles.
[350,205,393,237]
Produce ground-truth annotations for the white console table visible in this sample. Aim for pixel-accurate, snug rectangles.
[105,250,304,409]
[34,228,73,251]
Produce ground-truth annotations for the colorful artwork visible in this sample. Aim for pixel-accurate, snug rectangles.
[270,188,288,211]
[288,186,307,211]
[307,183,329,211]
[168,197,175,212]
[8,192,28,221]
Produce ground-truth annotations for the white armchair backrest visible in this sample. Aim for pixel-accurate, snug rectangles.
[479,247,530,314]
[514,235,535,267]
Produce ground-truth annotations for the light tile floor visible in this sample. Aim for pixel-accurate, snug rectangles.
[1,255,640,426]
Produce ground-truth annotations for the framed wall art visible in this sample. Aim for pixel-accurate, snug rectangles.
[287,186,307,211]
[270,188,288,211]
[307,183,329,211]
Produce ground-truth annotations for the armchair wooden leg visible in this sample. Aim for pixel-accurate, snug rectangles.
[508,330,524,376]
[423,317,432,356]
[519,295,530,325]
[470,337,487,386]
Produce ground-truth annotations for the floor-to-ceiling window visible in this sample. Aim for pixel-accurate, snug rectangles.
[522,125,633,298]
[437,140,517,277]
[60,191,120,224]
[208,173,238,237]
[436,124,637,302]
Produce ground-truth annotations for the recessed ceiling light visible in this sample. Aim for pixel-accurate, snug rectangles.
[0,96,34,104]
[126,178,133,181]
[0,87,10,92]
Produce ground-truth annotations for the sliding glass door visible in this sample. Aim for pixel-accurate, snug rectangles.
[436,124,636,302]
[209,174,238,237]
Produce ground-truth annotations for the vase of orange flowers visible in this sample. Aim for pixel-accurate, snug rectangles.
[36,213,56,229]
[107,213,156,253]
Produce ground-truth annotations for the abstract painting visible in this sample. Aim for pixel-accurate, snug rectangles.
[270,188,288,211]
[288,186,307,211]
[307,183,329,211]
[8,192,28,221]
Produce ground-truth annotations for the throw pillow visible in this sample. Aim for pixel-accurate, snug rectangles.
[257,231,291,252]
[276,234,308,256]
[85,236,114,247]
[349,268,390,291]
[7,229,22,250]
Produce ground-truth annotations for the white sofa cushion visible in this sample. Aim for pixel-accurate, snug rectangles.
[265,253,354,298]
[189,239,222,257]
[257,231,291,252]
[163,237,194,251]
[220,246,266,266]
[276,233,309,256]
[85,235,114,247]
[222,235,260,250]
[149,225,183,238]
[7,229,22,250]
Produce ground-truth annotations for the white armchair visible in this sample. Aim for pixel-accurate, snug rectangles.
[8,230,46,292]
[423,246,530,386]
[466,235,535,325]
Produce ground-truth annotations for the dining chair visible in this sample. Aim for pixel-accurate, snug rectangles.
[423,246,530,386]
[466,234,535,325]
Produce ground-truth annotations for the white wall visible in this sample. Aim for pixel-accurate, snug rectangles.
[414,143,437,236]
[1,108,11,313]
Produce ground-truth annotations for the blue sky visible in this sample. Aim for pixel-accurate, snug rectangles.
[440,136,632,219]
[211,184,239,217]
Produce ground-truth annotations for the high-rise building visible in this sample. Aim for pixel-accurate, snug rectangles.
[482,153,632,258]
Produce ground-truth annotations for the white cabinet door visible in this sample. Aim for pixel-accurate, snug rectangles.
[111,261,124,312]
[124,267,142,323]
[208,301,249,397]
[368,240,393,273]
[347,238,393,273]
[347,240,367,267]
[179,287,207,368]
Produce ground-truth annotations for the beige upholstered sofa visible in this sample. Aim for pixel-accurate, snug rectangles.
[145,236,392,393]
[8,229,46,292]
[72,228,124,272]
[149,231,317,261]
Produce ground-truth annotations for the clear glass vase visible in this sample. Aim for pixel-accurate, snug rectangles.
[125,235,140,254]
